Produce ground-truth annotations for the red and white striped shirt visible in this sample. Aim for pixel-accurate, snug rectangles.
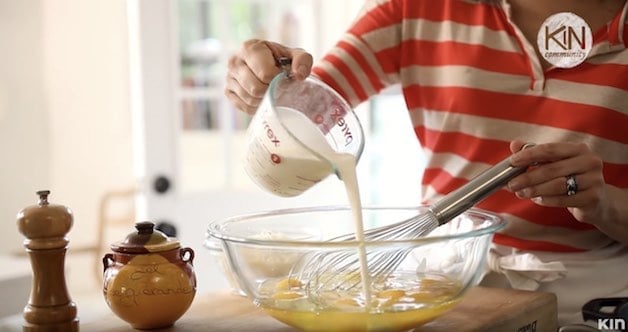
[312,0,628,253]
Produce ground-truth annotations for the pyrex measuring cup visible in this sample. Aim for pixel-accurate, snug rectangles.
[243,72,364,197]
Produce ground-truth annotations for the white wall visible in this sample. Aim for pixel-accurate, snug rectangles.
[0,0,49,253]
[1,0,134,255]
[42,0,134,251]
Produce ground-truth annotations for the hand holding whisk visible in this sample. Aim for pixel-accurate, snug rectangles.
[291,143,536,297]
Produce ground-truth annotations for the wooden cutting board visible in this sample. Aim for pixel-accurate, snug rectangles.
[81,286,557,331]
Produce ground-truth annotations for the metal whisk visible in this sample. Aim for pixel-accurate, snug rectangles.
[293,143,535,294]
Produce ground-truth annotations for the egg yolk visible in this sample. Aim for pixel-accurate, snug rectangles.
[257,274,462,332]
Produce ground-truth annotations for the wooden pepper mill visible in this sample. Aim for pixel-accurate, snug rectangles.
[17,190,79,332]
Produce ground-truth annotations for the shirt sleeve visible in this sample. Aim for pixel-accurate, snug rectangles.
[312,0,405,107]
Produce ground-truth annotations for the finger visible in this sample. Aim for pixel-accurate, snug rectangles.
[256,41,313,79]
[228,55,269,100]
[508,154,596,193]
[224,75,264,112]
[240,39,285,84]
[513,173,592,199]
[509,140,528,153]
[224,88,257,115]
[288,48,313,80]
[529,187,597,208]
[510,142,590,167]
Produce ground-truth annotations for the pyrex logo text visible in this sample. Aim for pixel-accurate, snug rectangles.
[263,120,280,147]
[329,106,354,146]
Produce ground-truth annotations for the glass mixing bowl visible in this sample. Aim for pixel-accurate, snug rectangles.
[205,205,505,331]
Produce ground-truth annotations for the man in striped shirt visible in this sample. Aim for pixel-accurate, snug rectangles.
[225,0,628,326]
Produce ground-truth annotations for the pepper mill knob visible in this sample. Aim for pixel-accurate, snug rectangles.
[17,190,79,332]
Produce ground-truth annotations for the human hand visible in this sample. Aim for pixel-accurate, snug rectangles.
[506,140,609,224]
[224,39,313,114]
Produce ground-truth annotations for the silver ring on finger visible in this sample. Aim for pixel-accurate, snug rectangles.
[566,174,578,196]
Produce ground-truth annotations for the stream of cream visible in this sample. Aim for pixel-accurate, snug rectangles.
[275,106,372,307]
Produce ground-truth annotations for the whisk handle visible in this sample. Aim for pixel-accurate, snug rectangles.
[429,143,535,224]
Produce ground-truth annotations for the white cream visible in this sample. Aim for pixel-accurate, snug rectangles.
[275,106,372,307]
[244,106,333,197]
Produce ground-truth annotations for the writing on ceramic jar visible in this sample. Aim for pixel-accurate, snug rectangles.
[110,264,194,307]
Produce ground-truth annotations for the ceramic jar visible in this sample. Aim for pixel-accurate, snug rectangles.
[103,221,196,330]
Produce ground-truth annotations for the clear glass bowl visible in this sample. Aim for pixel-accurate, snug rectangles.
[205,205,504,331]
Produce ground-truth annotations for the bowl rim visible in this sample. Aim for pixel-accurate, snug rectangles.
[204,205,507,249]
[205,205,506,248]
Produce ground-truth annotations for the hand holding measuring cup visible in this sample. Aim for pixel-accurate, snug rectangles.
[243,69,365,197]
[225,39,313,114]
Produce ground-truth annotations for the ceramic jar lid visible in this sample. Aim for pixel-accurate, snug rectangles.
[111,221,180,253]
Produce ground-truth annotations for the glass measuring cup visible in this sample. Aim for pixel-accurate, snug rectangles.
[243,72,364,197]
